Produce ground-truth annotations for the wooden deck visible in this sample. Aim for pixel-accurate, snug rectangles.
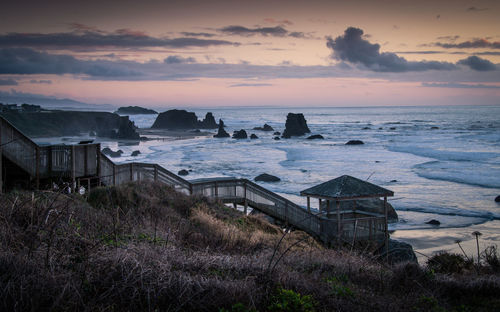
[1,115,386,245]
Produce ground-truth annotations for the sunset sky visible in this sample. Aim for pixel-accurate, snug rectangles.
[0,0,499,107]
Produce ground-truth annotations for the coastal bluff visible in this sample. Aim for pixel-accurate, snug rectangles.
[151,109,218,129]
[115,106,158,115]
[0,110,140,139]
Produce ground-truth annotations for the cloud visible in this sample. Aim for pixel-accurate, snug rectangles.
[0,47,141,77]
[164,55,196,64]
[228,83,273,87]
[219,25,288,37]
[326,27,457,72]
[0,30,238,50]
[435,39,500,49]
[467,7,488,12]
[436,35,460,41]
[457,56,496,71]
[0,78,18,86]
[422,82,500,89]
[263,18,293,26]
[29,79,52,84]
[180,32,216,38]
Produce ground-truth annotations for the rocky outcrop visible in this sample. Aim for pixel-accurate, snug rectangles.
[307,134,324,140]
[114,116,140,140]
[253,124,274,131]
[250,134,258,139]
[495,195,500,202]
[213,119,230,138]
[282,113,310,138]
[273,131,281,135]
[131,150,141,156]
[115,106,158,115]
[383,239,418,264]
[254,173,281,182]
[345,140,364,145]
[152,110,218,129]
[232,129,248,139]
[274,136,280,140]
[102,147,123,158]
[178,169,189,176]
[198,112,218,129]
[426,219,441,226]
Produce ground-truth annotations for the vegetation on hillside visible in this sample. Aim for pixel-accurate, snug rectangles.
[0,182,499,311]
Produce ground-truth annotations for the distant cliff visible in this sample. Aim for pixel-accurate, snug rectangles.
[0,110,140,139]
[114,106,158,115]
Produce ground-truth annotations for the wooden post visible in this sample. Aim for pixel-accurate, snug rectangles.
[243,182,247,214]
[384,196,389,263]
[326,200,330,218]
[84,145,88,176]
[130,163,133,181]
[96,144,101,181]
[214,181,218,198]
[0,118,2,194]
[337,200,341,245]
[35,146,40,190]
[307,196,310,212]
[112,165,116,185]
[71,145,76,192]
[353,200,356,216]
[285,201,289,225]
[154,165,158,182]
[48,146,53,177]
[318,198,322,213]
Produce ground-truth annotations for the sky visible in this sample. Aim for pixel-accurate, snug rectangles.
[0,0,499,107]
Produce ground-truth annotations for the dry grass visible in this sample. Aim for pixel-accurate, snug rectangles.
[1,181,500,311]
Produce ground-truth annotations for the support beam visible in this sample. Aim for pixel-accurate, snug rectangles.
[35,146,40,190]
[318,198,322,213]
[0,118,2,194]
[337,200,341,245]
[307,196,310,212]
[384,196,388,263]
[71,145,76,192]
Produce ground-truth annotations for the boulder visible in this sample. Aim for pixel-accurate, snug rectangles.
[345,140,364,145]
[102,147,123,158]
[232,129,248,139]
[253,123,274,131]
[382,239,418,264]
[178,169,189,176]
[250,134,258,139]
[254,173,281,182]
[282,113,310,138]
[426,219,441,226]
[273,131,281,135]
[152,109,198,129]
[307,134,324,140]
[389,127,396,130]
[274,136,280,140]
[131,150,141,157]
[431,126,439,130]
[362,127,371,130]
[494,195,500,203]
[213,119,230,138]
[198,112,218,129]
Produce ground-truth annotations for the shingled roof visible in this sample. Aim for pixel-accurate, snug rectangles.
[300,175,394,199]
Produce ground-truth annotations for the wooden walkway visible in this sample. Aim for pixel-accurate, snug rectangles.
[1,115,386,245]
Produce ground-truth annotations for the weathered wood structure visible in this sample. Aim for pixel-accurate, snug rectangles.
[1,115,391,246]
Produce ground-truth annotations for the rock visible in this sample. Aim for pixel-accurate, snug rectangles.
[115,116,140,140]
[253,123,274,131]
[250,134,258,139]
[198,112,218,129]
[131,150,141,156]
[139,136,148,141]
[232,129,248,139]
[101,147,123,158]
[191,129,201,133]
[274,136,280,140]
[282,113,310,138]
[390,180,398,183]
[426,219,441,226]
[362,127,371,130]
[152,109,198,129]
[178,169,189,176]
[115,106,158,115]
[307,134,324,140]
[431,126,439,130]
[254,173,281,182]
[273,131,281,135]
[382,239,418,264]
[378,127,383,130]
[321,198,398,223]
[213,119,230,138]
[496,196,500,202]
[389,127,396,130]
[345,140,364,145]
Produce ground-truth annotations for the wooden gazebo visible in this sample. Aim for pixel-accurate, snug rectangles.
[300,175,394,247]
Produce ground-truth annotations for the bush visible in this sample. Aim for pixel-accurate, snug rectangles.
[267,288,316,312]
[427,252,473,274]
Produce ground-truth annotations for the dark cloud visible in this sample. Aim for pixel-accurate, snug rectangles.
[326,27,457,72]
[180,32,216,38]
[263,18,293,26]
[0,48,141,77]
[219,25,288,37]
[229,83,273,87]
[422,82,499,89]
[29,79,52,84]
[395,51,467,55]
[0,30,238,50]
[164,55,196,64]
[467,7,488,12]
[436,35,460,41]
[0,78,18,86]
[457,56,497,71]
[435,39,500,49]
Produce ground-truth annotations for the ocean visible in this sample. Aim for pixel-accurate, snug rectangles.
[103,105,500,257]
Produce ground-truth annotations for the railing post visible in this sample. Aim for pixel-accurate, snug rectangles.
[130,163,133,182]
[214,181,218,198]
[71,145,76,192]
[384,196,388,263]
[112,165,116,185]
[35,146,40,190]
[336,200,341,245]
[243,182,247,214]
[154,165,158,182]
[84,145,88,176]
[96,144,101,183]
[0,118,2,193]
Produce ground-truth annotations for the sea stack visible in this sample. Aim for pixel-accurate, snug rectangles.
[198,112,218,129]
[213,119,230,138]
[282,113,310,138]
[151,109,198,129]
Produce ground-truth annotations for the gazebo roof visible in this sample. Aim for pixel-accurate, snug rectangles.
[300,175,394,200]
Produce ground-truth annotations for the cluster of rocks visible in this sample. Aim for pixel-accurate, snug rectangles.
[152,109,218,129]
[101,147,123,158]
[253,124,274,131]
